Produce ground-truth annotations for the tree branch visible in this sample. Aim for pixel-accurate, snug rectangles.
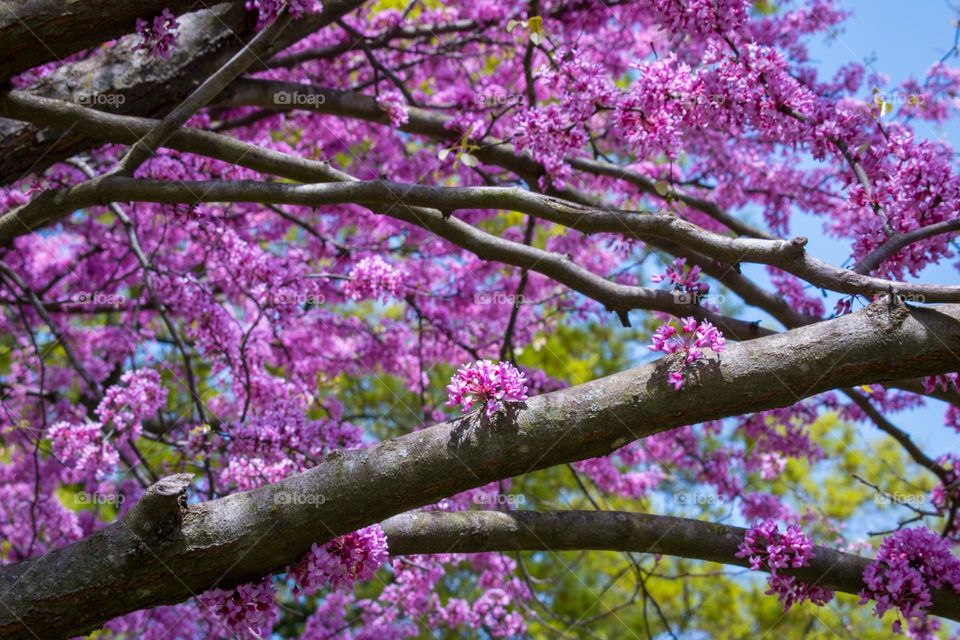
[0,1,366,185]
[0,0,243,82]
[379,510,960,621]
[1,301,959,638]
[6,175,958,305]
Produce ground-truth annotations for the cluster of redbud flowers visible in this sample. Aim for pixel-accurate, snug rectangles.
[649,317,726,390]
[736,520,834,611]
[860,527,960,635]
[446,360,529,418]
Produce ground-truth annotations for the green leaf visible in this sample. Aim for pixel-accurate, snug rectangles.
[753,0,777,16]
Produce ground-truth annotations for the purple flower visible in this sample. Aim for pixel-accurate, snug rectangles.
[649,317,726,390]
[446,360,529,418]
[134,9,179,59]
[289,525,389,595]
[344,255,406,301]
[198,577,278,639]
[377,90,410,129]
[246,0,322,26]
[736,519,834,611]
[47,421,118,482]
[859,527,960,634]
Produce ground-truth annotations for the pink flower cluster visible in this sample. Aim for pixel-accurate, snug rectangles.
[649,317,726,390]
[650,0,751,38]
[246,0,322,25]
[96,369,167,442]
[290,525,389,595]
[471,589,526,638]
[921,372,958,395]
[736,520,834,611]
[134,9,179,59]
[198,578,278,639]
[860,527,960,634]
[446,360,529,418]
[344,256,406,301]
[651,257,709,300]
[377,90,410,129]
[47,421,118,482]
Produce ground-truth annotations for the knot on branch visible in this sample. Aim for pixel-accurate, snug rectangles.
[122,473,193,544]
[864,292,910,331]
[787,236,808,256]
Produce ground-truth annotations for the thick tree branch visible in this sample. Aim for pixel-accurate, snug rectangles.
[219,79,780,237]
[1,302,960,638]
[0,85,823,336]
[6,175,958,306]
[0,91,814,333]
[0,1,365,185]
[0,4,253,185]
[379,510,960,621]
[112,9,296,176]
[0,1,243,82]
[853,218,960,275]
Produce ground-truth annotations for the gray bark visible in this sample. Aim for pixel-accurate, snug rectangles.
[1,301,959,638]
[381,510,960,621]
[0,1,364,185]
[0,1,243,82]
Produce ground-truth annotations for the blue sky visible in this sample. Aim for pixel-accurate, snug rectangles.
[631,3,959,456]
[799,1,960,458]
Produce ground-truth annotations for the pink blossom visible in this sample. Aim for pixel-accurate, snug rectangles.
[649,317,726,390]
[246,0,322,25]
[736,519,834,610]
[472,589,525,638]
[290,525,389,594]
[377,90,410,129]
[47,421,118,482]
[446,360,528,417]
[198,578,278,639]
[344,256,406,301]
[651,257,709,301]
[96,369,167,442]
[134,9,179,59]
[860,527,960,634]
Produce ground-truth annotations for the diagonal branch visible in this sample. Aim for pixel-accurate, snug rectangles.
[1,301,959,638]
[0,0,243,82]
[7,175,959,305]
[380,510,960,621]
[853,218,960,275]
